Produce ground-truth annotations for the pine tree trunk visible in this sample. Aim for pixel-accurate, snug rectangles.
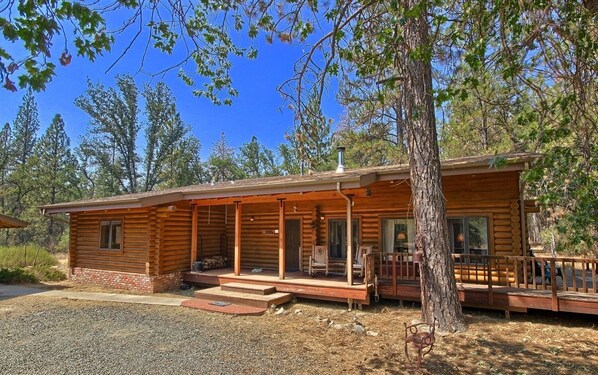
[402,0,466,332]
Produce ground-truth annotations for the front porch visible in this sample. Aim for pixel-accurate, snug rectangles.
[183,267,373,304]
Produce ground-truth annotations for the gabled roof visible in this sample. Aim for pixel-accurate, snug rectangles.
[41,152,539,214]
[0,214,28,229]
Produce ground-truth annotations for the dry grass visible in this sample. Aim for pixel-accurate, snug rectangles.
[262,300,598,374]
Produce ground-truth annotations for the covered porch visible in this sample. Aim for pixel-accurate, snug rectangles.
[186,181,378,289]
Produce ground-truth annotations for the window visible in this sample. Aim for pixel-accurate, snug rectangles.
[99,220,122,251]
[381,218,416,253]
[328,219,359,259]
[447,217,489,262]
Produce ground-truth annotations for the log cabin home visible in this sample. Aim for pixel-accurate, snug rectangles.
[42,152,598,315]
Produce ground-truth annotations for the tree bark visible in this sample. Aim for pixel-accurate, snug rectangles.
[402,0,466,332]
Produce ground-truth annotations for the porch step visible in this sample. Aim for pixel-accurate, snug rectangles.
[221,282,276,295]
[193,286,293,309]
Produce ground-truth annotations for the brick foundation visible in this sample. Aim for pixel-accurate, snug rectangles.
[69,267,182,293]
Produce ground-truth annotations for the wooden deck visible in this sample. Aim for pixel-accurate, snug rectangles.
[183,268,373,304]
[377,253,598,315]
[377,281,598,315]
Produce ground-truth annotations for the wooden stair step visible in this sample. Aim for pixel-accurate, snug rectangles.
[221,282,277,295]
[194,286,293,309]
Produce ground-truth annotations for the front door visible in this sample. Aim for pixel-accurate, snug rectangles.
[285,219,301,272]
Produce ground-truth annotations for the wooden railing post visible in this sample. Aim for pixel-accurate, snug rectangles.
[392,253,397,296]
[551,259,559,311]
[487,259,493,305]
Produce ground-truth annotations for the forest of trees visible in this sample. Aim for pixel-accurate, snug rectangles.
[0,77,339,250]
[1,63,595,258]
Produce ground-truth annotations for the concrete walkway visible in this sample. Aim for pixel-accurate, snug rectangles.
[0,284,188,306]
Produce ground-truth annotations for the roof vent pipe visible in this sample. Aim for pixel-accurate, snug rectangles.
[336,146,346,173]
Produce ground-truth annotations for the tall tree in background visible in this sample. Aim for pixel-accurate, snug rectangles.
[142,82,202,191]
[25,115,80,249]
[238,136,280,178]
[76,75,140,195]
[12,90,39,166]
[0,123,12,245]
[159,136,207,188]
[279,94,333,175]
[208,132,241,182]
[6,90,40,242]
[0,123,11,214]
[77,76,207,196]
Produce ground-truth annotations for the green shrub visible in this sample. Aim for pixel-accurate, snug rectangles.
[31,266,67,281]
[0,245,58,268]
[0,268,38,284]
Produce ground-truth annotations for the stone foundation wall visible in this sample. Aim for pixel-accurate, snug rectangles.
[69,267,182,293]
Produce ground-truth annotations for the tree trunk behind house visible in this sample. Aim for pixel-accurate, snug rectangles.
[402,0,466,332]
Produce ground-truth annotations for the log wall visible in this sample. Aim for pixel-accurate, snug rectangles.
[70,208,150,274]
[160,206,193,274]
[226,170,522,273]
[70,170,523,280]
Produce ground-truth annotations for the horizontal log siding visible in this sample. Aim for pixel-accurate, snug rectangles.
[197,205,228,259]
[72,208,150,274]
[224,171,522,275]
[161,207,192,274]
[70,170,522,279]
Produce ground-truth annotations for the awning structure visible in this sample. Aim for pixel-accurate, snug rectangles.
[0,214,28,229]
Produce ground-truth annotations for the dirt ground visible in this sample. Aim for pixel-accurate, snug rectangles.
[15,279,598,374]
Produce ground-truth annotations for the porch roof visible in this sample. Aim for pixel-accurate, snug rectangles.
[41,152,539,214]
[0,214,28,229]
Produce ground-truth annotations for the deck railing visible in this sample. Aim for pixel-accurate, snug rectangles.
[377,252,598,295]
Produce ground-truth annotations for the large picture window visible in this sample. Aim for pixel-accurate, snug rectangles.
[381,218,415,253]
[328,219,359,259]
[447,217,489,261]
[99,220,122,251]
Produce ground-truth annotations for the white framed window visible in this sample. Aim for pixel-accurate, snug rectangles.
[381,218,416,253]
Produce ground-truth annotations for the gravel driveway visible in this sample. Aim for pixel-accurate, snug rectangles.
[0,297,311,375]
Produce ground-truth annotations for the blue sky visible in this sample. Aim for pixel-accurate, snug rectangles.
[1,14,344,160]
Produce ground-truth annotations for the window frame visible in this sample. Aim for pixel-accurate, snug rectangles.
[98,219,124,253]
[379,217,416,253]
[447,215,491,264]
[327,217,360,260]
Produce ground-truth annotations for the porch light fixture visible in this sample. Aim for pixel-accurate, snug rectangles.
[319,215,325,221]
[293,205,298,212]
[250,216,255,222]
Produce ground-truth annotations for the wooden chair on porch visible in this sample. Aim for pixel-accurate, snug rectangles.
[353,245,372,277]
[309,246,329,276]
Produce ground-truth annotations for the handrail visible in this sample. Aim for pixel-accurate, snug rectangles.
[375,252,597,295]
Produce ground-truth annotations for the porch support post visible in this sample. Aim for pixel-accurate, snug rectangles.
[337,182,354,286]
[346,196,353,285]
[234,201,242,276]
[278,199,286,280]
[190,204,198,269]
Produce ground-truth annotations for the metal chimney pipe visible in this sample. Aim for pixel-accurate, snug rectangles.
[336,146,346,173]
